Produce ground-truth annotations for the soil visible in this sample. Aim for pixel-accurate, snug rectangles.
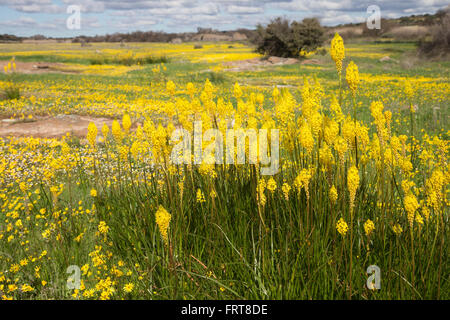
[0,115,114,139]
[0,61,78,74]
[223,56,300,71]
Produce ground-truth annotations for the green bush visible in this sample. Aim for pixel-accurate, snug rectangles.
[255,17,324,58]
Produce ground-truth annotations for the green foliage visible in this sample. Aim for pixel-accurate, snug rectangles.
[255,17,324,58]
[89,55,169,66]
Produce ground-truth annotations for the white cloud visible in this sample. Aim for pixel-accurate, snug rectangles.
[227,5,264,14]
[0,0,448,35]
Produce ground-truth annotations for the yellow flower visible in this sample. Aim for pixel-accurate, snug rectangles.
[102,123,109,139]
[346,61,359,97]
[336,218,348,236]
[256,93,264,105]
[233,82,243,99]
[98,221,109,235]
[112,120,122,142]
[392,224,403,235]
[155,205,171,245]
[166,80,176,95]
[87,122,98,147]
[347,166,359,213]
[329,186,338,204]
[330,33,345,74]
[90,189,97,197]
[21,284,34,292]
[294,168,314,202]
[364,219,375,236]
[404,80,414,101]
[8,284,18,293]
[123,283,134,293]
[281,182,291,200]
[299,122,314,154]
[404,194,419,227]
[257,179,267,207]
[267,177,277,192]
[196,189,206,203]
[186,82,196,96]
[122,114,132,134]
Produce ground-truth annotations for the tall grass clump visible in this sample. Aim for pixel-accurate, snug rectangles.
[2,58,21,100]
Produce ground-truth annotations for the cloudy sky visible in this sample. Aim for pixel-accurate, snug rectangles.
[0,0,448,37]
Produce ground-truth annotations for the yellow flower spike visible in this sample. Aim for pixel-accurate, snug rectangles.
[196,189,206,203]
[336,218,348,236]
[330,33,345,75]
[346,61,359,97]
[233,82,243,99]
[112,120,122,142]
[186,82,196,97]
[404,194,419,227]
[155,205,171,245]
[272,86,280,102]
[267,177,277,192]
[122,114,131,134]
[166,80,176,96]
[299,122,314,154]
[87,122,98,147]
[329,185,338,204]
[393,224,403,235]
[364,219,375,236]
[101,123,109,139]
[281,182,291,200]
[347,165,360,214]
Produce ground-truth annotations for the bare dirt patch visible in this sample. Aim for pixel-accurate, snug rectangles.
[0,115,114,139]
[0,61,79,74]
[223,56,300,71]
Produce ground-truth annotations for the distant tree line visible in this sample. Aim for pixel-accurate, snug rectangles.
[0,34,23,42]
[71,28,257,43]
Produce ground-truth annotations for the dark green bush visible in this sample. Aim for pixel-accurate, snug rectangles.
[255,17,324,58]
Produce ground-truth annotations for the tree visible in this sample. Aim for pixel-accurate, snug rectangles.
[255,17,324,58]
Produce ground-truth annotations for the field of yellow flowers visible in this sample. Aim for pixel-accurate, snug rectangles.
[0,36,448,300]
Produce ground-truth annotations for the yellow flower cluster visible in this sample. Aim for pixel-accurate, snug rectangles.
[336,218,348,236]
[155,206,171,245]
[330,33,345,74]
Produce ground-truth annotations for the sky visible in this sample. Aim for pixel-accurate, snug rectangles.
[0,0,448,37]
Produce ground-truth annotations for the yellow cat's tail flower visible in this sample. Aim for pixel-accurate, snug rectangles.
[155,205,171,245]
[330,33,345,75]
[346,61,359,97]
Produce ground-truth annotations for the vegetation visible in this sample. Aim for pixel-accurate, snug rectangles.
[419,9,450,58]
[0,36,448,300]
[1,58,20,100]
[255,17,324,58]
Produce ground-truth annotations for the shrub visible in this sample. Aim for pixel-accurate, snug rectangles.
[419,9,450,58]
[89,54,169,66]
[254,17,324,58]
[361,18,397,38]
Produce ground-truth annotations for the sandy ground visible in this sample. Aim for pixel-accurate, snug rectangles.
[0,115,114,139]
[223,56,301,71]
[0,61,77,74]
